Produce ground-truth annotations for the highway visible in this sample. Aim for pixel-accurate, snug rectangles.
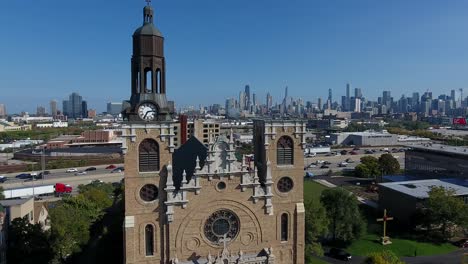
[0,164,124,190]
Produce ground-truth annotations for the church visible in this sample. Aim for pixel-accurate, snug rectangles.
[122,2,306,263]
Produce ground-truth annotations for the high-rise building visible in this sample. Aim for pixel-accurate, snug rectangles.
[354,98,361,113]
[355,88,362,99]
[244,85,251,110]
[266,92,272,110]
[36,106,46,116]
[328,88,332,102]
[345,83,351,111]
[382,91,392,112]
[239,92,246,111]
[50,100,58,117]
[0,104,6,117]
[317,98,322,111]
[82,101,88,118]
[107,102,123,116]
[63,92,84,119]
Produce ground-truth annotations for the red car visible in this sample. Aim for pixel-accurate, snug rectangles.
[106,165,116,169]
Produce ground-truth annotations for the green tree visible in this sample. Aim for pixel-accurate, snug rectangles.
[355,164,372,178]
[7,216,53,264]
[320,188,366,243]
[304,200,328,259]
[423,186,468,240]
[0,186,4,199]
[49,202,92,262]
[364,250,404,264]
[378,154,400,175]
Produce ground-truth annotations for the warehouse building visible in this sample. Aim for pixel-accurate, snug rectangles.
[327,131,398,146]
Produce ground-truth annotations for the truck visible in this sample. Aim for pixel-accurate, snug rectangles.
[3,183,72,199]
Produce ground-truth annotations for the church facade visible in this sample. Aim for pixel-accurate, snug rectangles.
[122,3,305,264]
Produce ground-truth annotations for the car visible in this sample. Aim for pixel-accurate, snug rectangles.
[328,248,352,261]
[323,161,332,165]
[0,176,7,183]
[350,151,358,155]
[66,168,78,173]
[365,150,373,154]
[106,164,117,169]
[74,171,87,176]
[338,163,347,167]
[345,158,354,163]
[335,153,342,156]
[305,172,315,178]
[353,147,360,151]
[111,168,123,173]
[340,150,348,155]
[91,179,104,184]
[15,173,31,179]
[320,165,330,169]
[307,164,317,168]
[85,167,97,171]
[453,239,468,248]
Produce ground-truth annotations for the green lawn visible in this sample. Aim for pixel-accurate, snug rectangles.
[304,180,329,203]
[346,233,457,257]
[308,256,330,264]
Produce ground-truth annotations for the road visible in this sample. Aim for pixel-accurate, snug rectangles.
[0,164,124,190]
[304,148,405,176]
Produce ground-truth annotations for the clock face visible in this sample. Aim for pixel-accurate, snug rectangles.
[138,103,157,121]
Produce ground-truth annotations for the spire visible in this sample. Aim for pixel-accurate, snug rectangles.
[143,0,154,24]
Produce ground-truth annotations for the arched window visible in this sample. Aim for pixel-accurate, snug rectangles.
[145,69,153,93]
[281,213,288,241]
[277,136,293,165]
[145,224,154,256]
[139,139,160,172]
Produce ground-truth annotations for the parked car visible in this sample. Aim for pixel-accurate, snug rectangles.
[85,167,97,171]
[328,248,352,261]
[66,168,78,173]
[320,165,330,169]
[74,171,87,176]
[106,164,117,169]
[0,176,7,183]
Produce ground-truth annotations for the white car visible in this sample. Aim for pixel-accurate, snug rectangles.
[66,168,78,173]
[74,171,87,176]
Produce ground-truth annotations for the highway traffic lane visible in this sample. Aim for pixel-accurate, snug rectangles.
[1,172,124,190]
[0,164,124,178]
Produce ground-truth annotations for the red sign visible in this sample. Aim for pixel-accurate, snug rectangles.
[453,118,467,125]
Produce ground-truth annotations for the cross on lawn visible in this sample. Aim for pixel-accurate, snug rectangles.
[377,209,394,245]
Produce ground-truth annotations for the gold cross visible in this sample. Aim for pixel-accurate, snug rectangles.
[376,209,394,238]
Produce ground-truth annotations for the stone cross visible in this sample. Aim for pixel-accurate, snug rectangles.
[219,234,231,251]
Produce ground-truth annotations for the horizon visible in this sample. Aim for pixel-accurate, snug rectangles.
[1,0,468,114]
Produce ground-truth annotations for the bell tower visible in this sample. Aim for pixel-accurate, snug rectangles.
[122,0,173,122]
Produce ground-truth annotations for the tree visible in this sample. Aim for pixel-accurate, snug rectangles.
[364,250,404,264]
[320,188,366,243]
[304,200,328,258]
[355,156,380,178]
[378,154,400,175]
[423,186,468,240]
[0,186,4,199]
[7,216,52,264]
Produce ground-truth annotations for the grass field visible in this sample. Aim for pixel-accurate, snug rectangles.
[303,180,329,203]
[346,233,457,257]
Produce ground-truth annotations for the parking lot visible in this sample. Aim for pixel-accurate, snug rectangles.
[304,147,406,176]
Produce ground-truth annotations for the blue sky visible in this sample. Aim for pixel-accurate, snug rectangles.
[1,0,468,113]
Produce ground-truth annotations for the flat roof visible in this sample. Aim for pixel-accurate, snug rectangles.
[406,143,468,156]
[0,198,33,207]
[379,179,468,199]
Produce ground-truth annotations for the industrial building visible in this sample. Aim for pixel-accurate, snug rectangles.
[379,179,468,224]
[405,143,468,181]
[327,131,398,146]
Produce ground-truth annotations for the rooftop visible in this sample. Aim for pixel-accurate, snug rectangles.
[0,198,33,207]
[379,179,468,199]
[407,143,468,156]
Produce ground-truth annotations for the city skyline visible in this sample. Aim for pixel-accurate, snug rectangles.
[2,0,468,113]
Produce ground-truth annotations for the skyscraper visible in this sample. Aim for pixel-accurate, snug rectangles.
[266,93,272,110]
[0,104,6,117]
[345,83,351,111]
[82,101,88,118]
[355,88,362,99]
[36,106,46,116]
[244,85,251,110]
[328,88,332,102]
[50,100,58,117]
[63,92,84,119]
[239,91,246,111]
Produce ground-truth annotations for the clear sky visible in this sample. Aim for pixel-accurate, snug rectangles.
[1,0,468,114]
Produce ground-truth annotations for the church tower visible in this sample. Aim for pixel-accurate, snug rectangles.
[123,2,305,264]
